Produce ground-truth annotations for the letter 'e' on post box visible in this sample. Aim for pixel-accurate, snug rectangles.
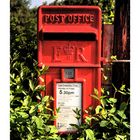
[38,6,102,133]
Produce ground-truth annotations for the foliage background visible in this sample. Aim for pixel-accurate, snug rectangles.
[10,0,129,139]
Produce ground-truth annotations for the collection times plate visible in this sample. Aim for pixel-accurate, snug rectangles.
[56,83,82,132]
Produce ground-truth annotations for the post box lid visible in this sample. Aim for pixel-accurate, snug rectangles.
[38,6,101,35]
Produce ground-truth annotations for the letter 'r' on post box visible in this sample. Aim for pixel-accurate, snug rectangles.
[38,6,102,133]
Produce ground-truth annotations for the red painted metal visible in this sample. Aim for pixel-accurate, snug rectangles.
[38,6,102,133]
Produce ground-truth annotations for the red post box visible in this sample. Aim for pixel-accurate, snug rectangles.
[38,6,102,133]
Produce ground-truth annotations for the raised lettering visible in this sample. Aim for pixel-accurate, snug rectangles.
[67,15,73,23]
[53,45,88,63]
[55,15,60,23]
[90,15,94,22]
[44,15,49,23]
[53,46,61,62]
[61,15,65,23]
[78,15,83,23]
[76,47,88,62]
[73,15,78,23]
[43,14,95,24]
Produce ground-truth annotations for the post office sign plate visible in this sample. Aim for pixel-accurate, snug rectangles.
[56,83,82,132]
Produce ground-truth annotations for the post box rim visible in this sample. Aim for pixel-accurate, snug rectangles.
[38,5,102,13]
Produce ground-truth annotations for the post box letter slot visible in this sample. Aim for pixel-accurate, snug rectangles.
[40,33,96,41]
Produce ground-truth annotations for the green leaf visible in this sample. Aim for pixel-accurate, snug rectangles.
[94,88,98,96]
[10,95,14,102]
[48,125,58,134]
[34,85,45,92]
[120,84,126,91]
[101,108,107,119]
[56,107,60,113]
[23,96,31,107]
[27,133,33,140]
[27,126,33,134]
[36,95,42,100]
[95,105,102,114]
[109,98,117,103]
[29,106,36,115]
[85,116,92,125]
[115,134,127,140]
[29,79,34,91]
[100,98,106,107]
[110,119,117,126]
[123,121,130,128]
[103,132,107,139]
[118,90,127,95]
[18,112,29,119]
[15,37,20,42]
[91,95,99,101]
[117,110,126,119]
[79,138,84,140]
[110,107,116,113]
[40,65,49,75]
[119,102,127,111]
[20,70,24,79]
[112,115,120,123]
[85,129,96,140]
[103,74,108,81]
[35,117,43,129]
[100,120,109,127]
[111,55,117,60]
[42,96,49,102]
[22,90,27,95]
[38,104,43,112]
[70,124,79,129]
[85,110,88,114]
[91,116,99,121]
[101,88,105,94]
